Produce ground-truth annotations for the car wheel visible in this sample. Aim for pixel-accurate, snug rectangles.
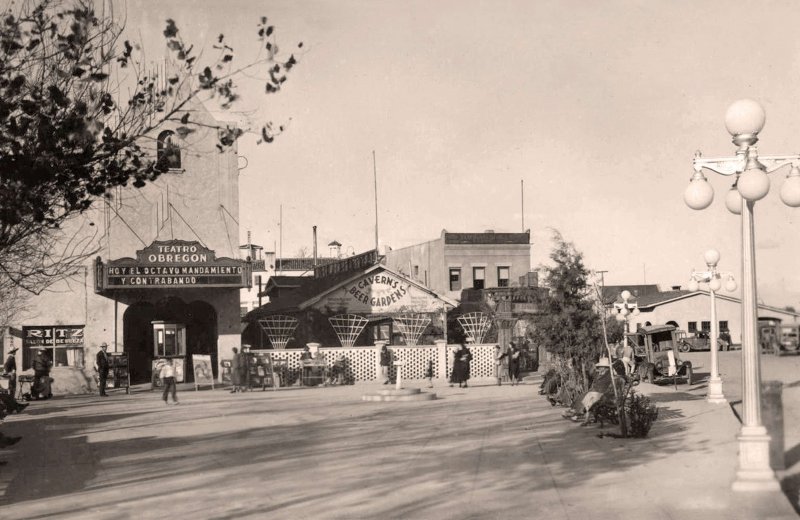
[679,342,690,353]
[685,365,693,386]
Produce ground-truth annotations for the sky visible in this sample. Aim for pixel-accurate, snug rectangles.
[125,0,800,308]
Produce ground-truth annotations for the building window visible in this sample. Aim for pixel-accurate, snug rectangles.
[688,322,697,333]
[157,130,182,170]
[701,321,711,333]
[497,266,510,287]
[372,323,392,344]
[719,320,729,332]
[413,265,419,277]
[449,268,461,291]
[473,267,485,289]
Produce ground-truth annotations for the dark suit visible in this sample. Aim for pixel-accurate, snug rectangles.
[96,350,110,396]
[3,354,16,398]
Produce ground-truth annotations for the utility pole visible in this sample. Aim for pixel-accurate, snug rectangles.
[596,270,608,315]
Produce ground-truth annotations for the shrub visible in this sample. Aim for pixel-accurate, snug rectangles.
[625,390,659,437]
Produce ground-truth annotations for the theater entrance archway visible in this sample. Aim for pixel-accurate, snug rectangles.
[123,298,218,384]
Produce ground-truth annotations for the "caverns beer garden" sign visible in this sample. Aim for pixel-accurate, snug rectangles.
[95,240,251,291]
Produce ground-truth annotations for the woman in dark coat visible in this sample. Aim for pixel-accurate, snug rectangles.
[450,343,473,388]
[230,347,245,393]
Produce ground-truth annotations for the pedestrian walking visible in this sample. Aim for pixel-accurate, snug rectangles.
[159,359,179,405]
[451,343,472,388]
[379,344,391,385]
[32,348,52,400]
[3,347,18,398]
[230,347,245,393]
[95,342,110,396]
[508,341,522,385]
[493,345,508,386]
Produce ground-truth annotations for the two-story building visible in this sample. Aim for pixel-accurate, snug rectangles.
[383,229,533,302]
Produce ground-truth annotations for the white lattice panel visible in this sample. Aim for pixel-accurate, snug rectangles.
[446,344,495,379]
[387,345,438,380]
[251,343,496,382]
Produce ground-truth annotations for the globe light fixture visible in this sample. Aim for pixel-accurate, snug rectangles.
[725,185,743,215]
[686,99,798,492]
[780,166,800,207]
[688,249,736,407]
[737,158,770,201]
[724,98,766,137]
[684,170,714,210]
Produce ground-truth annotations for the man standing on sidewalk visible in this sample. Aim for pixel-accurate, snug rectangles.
[3,347,18,398]
[159,360,179,405]
[95,342,110,397]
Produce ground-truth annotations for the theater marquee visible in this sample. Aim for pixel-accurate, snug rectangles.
[95,240,251,291]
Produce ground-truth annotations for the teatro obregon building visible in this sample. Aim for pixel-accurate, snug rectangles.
[11,102,250,392]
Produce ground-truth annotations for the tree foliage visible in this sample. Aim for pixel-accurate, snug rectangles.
[528,231,608,387]
[0,0,301,294]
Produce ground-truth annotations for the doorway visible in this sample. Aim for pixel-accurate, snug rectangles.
[123,297,218,384]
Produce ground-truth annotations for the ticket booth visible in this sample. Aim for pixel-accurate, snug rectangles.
[151,321,186,385]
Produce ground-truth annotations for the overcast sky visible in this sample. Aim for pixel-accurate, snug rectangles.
[127,0,800,308]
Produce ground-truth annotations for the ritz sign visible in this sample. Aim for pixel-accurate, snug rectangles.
[95,240,251,291]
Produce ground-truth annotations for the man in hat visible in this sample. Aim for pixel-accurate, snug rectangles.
[576,358,625,426]
[3,346,18,398]
[95,342,110,397]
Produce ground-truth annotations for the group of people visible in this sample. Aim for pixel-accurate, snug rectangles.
[1,347,31,448]
[493,341,524,386]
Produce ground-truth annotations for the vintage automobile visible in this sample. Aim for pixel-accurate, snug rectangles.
[676,330,730,352]
[758,320,800,356]
[626,324,693,386]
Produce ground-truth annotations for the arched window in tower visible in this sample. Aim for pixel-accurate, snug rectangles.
[157,130,182,170]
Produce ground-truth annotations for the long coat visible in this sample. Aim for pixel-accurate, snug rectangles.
[231,353,246,386]
[450,347,473,383]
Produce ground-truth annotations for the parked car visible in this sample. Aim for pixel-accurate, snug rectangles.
[626,324,693,386]
[676,330,730,352]
[759,320,800,356]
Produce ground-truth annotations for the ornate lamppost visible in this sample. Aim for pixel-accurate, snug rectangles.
[687,249,737,404]
[613,290,640,339]
[684,99,800,491]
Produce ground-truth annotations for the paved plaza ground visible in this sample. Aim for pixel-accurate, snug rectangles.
[0,351,798,519]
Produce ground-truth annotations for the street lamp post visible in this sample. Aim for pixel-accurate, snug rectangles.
[614,290,640,343]
[687,249,737,404]
[684,99,800,491]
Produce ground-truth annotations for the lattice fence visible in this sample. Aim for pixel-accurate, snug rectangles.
[445,344,495,379]
[257,315,298,350]
[250,343,496,383]
[387,345,438,380]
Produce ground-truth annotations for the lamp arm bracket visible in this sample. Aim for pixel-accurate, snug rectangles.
[690,270,712,282]
[693,155,743,176]
[755,155,800,173]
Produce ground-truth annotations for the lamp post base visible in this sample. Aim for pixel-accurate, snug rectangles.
[706,376,726,404]
[732,427,780,492]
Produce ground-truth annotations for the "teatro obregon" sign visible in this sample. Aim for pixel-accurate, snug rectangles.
[95,240,251,291]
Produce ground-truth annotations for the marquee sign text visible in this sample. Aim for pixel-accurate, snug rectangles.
[95,240,251,291]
